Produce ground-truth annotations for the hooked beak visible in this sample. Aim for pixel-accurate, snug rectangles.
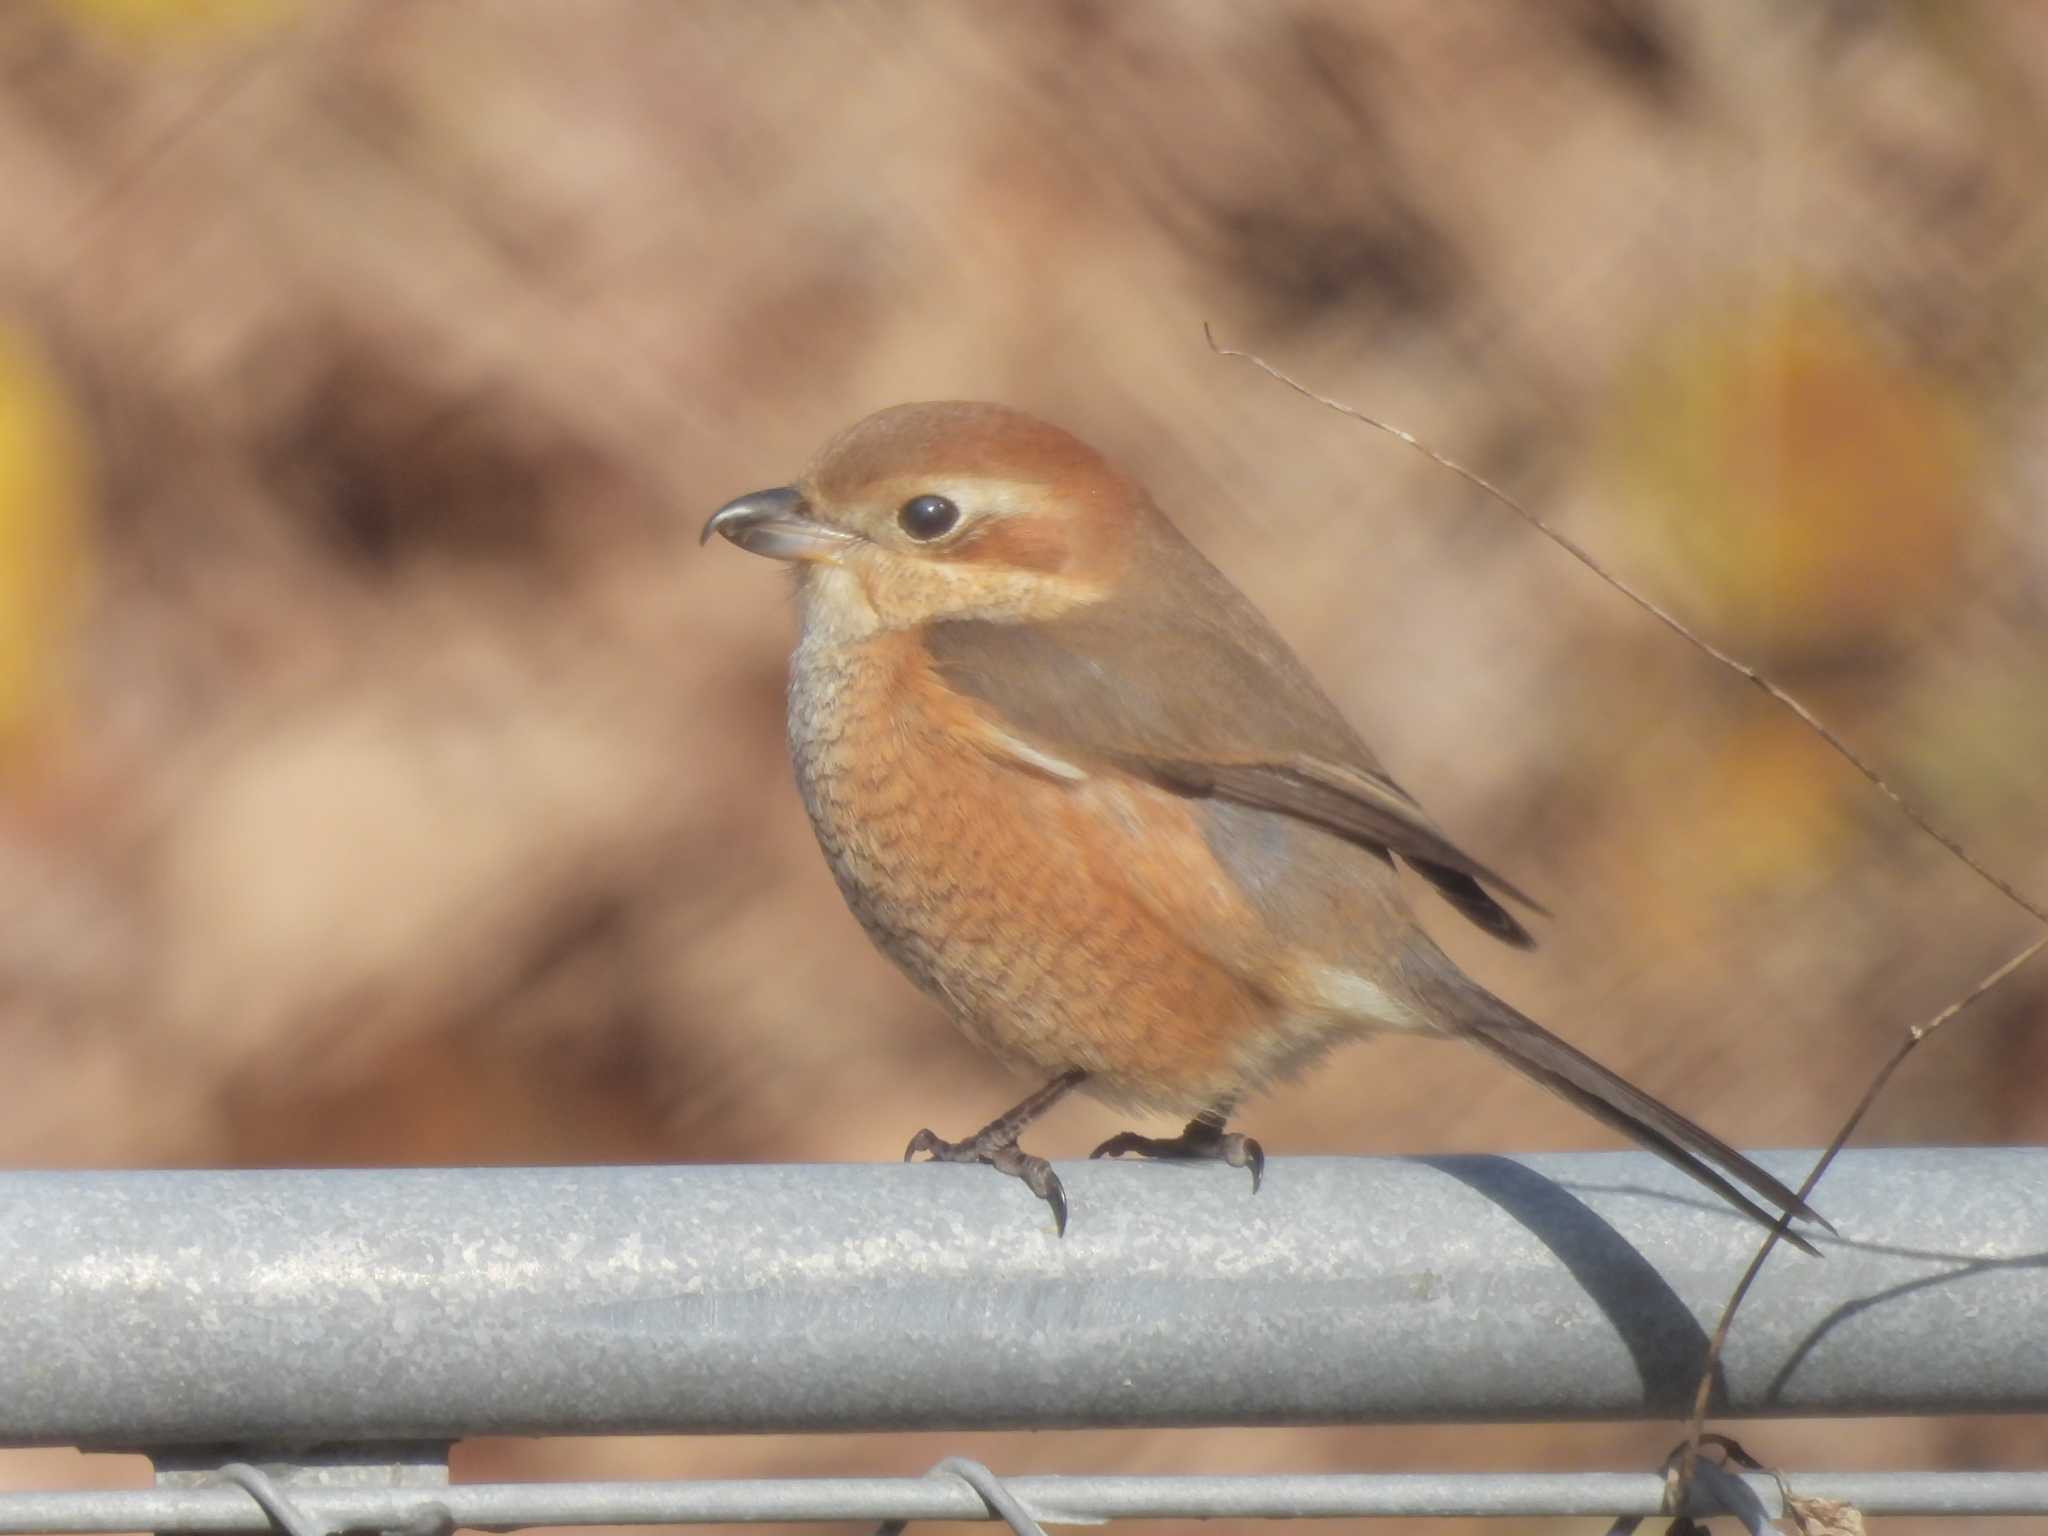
[700,486,860,564]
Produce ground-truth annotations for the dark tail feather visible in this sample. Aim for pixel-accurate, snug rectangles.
[1433,971,1829,1255]
[1409,861,1539,949]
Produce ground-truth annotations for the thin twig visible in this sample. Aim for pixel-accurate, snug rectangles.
[41,30,288,275]
[1668,928,2047,1503]
[1205,327,2048,1511]
[1204,325,2047,928]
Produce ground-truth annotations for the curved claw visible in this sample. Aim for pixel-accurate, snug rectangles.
[902,1123,1070,1235]
[1089,1119,1265,1196]
[990,1144,1068,1237]
[1234,1135,1266,1195]
[1041,1171,1069,1238]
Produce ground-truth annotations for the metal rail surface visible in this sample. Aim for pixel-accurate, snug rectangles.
[0,1148,2042,1447]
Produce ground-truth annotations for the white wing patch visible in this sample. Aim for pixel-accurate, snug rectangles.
[969,718,1089,783]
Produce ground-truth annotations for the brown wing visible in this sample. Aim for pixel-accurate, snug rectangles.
[923,510,1543,946]
[1136,757,1544,940]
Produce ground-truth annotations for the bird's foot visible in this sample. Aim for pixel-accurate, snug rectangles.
[1091,1115,1265,1194]
[905,1125,1069,1236]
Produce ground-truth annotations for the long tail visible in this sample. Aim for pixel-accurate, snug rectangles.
[1405,950,1830,1255]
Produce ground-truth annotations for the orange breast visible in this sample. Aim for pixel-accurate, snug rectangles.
[788,628,1289,1113]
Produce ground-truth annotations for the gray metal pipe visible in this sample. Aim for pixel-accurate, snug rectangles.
[0,1149,2041,1447]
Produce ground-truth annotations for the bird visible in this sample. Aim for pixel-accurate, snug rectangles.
[702,400,1826,1249]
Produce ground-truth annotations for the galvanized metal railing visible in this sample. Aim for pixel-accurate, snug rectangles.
[0,1148,2042,1527]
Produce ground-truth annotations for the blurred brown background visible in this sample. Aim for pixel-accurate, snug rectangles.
[1,1,2045,1533]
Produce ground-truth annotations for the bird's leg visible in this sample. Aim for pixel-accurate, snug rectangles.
[904,1069,1087,1234]
[1091,1106,1265,1193]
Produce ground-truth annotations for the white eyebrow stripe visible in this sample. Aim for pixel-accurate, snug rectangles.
[913,478,1041,522]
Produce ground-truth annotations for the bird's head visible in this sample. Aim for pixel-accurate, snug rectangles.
[703,402,1147,634]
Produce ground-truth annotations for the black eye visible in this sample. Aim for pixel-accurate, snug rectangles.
[897,494,961,541]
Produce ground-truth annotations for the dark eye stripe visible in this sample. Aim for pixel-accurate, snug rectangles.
[898,494,961,541]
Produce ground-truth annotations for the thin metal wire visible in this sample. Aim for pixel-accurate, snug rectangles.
[8,1469,2048,1530]
[873,1459,1050,1536]
[214,1466,326,1536]
[1607,1440,1771,1536]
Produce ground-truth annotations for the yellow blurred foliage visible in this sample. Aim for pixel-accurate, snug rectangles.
[1904,667,2048,828]
[0,325,91,770]
[1685,715,1848,896]
[1605,286,1979,659]
[53,0,287,46]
